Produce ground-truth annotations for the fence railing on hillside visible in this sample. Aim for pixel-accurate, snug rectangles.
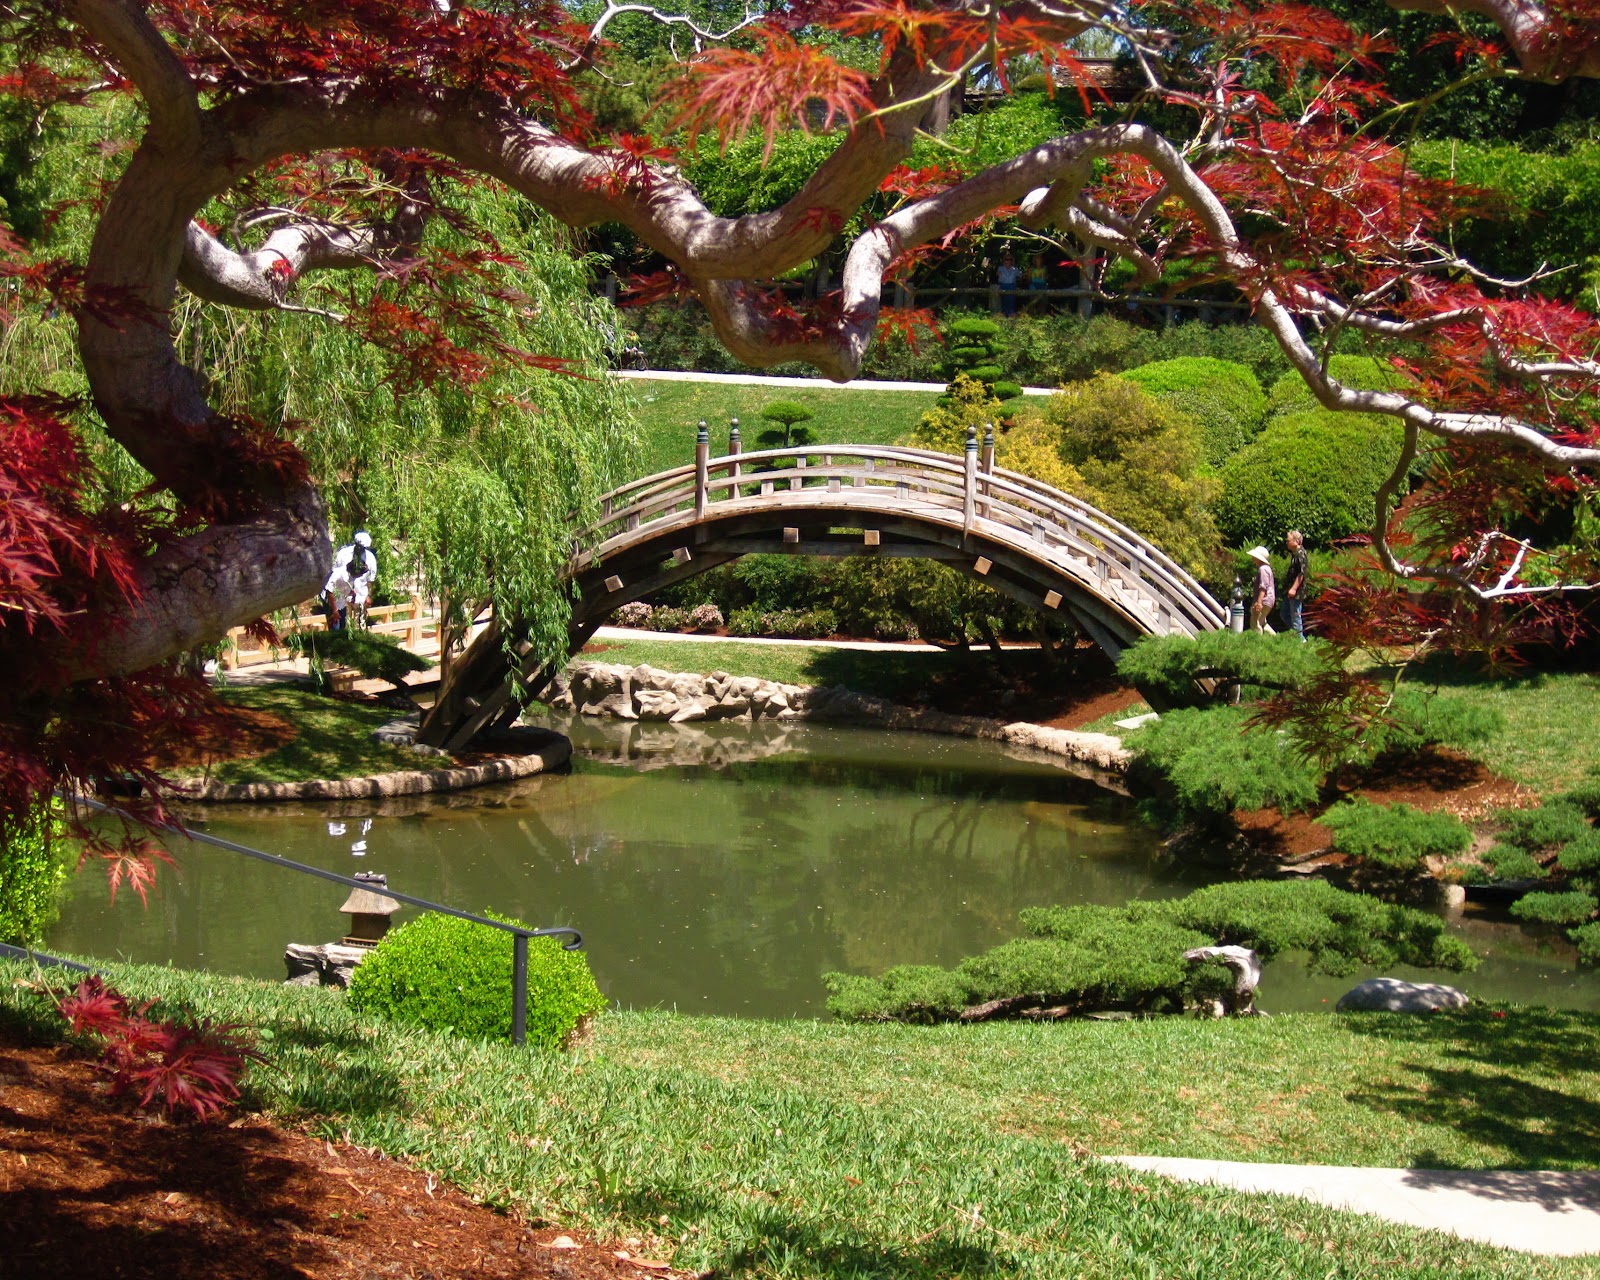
[58,796,585,1048]
[219,594,443,671]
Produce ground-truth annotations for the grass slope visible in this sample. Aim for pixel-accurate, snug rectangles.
[627,379,940,476]
[7,960,1597,1279]
[180,685,420,785]
[1396,658,1600,794]
[578,636,974,705]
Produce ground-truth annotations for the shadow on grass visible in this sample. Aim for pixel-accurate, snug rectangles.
[1343,1007,1600,1172]
[618,1182,1021,1279]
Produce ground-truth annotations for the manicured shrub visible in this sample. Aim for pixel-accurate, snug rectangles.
[612,601,652,627]
[1482,844,1547,881]
[347,912,605,1049]
[1129,705,1322,823]
[0,802,68,946]
[1559,830,1600,874]
[1571,922,1600,966]
[759,400,814,448]
[648,605,690,632]
[1116,631,1328,709]
[1510,891,1600,927]
[825,881,1476,1023]
[688,602,724,631]
[1120,357,1268,467]
[300,629,433,691]
[1322,800,1472,871]
[1265,355,1411,418]
[1494,800,1592,851]
[727,605,765,637]
[1213,410,1408,547]
[1124,879,1476,975]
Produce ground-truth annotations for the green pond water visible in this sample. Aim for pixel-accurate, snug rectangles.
[46,714,1600,1017]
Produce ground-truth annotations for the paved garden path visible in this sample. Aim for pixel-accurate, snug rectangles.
[614,368,1058,395]
[1109,1156,1600,1256]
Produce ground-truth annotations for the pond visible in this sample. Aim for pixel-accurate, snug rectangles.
[46,714,1600,1017]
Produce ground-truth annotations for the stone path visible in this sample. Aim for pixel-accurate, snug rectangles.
[1108,1156,1600,1256]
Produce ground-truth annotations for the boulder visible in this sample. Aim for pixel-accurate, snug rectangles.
[1336,978,1469,1014]
[284,941,372,988]
[635,689,681,720]
[371,715,421,746]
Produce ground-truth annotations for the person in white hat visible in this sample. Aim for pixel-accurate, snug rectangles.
[324,531,377,631]
[1247,545,1275,632]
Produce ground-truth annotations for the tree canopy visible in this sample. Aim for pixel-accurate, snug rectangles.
[9,0,1600,862]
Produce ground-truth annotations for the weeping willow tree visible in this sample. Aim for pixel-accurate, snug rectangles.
[186,185,639,680]
[4,88,636,703]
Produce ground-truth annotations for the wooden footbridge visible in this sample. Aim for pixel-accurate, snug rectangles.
[420,427,1226,749]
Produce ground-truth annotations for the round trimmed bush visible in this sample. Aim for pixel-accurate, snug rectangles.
[1267,355,1412,418]
[347,912,605,1049]
[1213,410,1406,547]
[1120,357,1267,467]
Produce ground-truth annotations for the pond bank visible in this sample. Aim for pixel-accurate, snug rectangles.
[546,659,1131,774]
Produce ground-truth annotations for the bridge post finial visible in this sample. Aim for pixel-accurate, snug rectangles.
[694,422,711,521]
[965,425,978,452]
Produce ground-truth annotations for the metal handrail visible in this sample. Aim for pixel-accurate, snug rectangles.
[72,795,583,1047]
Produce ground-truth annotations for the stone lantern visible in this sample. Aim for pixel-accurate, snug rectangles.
[339,871,400,947]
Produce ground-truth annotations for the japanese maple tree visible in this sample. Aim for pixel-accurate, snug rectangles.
[7,0,1600,854]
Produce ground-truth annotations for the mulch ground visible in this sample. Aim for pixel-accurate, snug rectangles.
[0,1037,696,1280]
[1231,746,1535,865]
[151,701,300,770]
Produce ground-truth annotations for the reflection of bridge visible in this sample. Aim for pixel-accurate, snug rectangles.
[420,432,1225,749]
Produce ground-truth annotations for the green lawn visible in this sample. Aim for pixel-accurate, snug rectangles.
[5,961,1594,1278]
[180,684,421,785]
[626,378,942,475]
[1395,658,1600,795]
[576,635,1018,708]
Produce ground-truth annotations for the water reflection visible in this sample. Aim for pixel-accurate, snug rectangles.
[46,717,1600,1017]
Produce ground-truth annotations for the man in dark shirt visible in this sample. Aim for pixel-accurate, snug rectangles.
[1281,530,1309,640]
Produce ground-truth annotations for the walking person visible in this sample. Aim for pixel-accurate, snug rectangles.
[996,252,1020,317]
[1280,530,1309,640]
[1247,545,1275,632]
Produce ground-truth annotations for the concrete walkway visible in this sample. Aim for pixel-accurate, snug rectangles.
[614,368,1057,396]
[1108,1156,1600,1256]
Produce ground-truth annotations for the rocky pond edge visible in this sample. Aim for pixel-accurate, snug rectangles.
[185,660,1130,802]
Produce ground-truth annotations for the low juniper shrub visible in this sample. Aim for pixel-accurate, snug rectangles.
[1322,800,1472,871]
[1482,843,1548,881]
[347,912,605,1049]
[1494,800,1592,851]
[1510,891,1600,927]
[1127,705,1322,825]
[824,881,1474,1023]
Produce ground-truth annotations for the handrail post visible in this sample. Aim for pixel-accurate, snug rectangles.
[978,422,994,520]
[963,426,978,534]
[694,420,710,521]
[728,417,742,490]
[512,932,529,1047]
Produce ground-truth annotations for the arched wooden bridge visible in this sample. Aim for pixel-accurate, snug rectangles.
[420,432,1226,749]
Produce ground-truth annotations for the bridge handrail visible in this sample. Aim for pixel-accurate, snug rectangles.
[587,444,1224,631]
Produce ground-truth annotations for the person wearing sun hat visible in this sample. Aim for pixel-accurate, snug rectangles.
[1247,545,1275,632]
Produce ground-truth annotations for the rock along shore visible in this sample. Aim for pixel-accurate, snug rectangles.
[185,727,570,802]
[546,661,1130,774]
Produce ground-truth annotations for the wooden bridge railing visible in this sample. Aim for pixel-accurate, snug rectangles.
[578,440,1226,638]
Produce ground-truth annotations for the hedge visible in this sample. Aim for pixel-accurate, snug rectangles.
[1119,357,1268,467]
[1213,410,1407,547]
